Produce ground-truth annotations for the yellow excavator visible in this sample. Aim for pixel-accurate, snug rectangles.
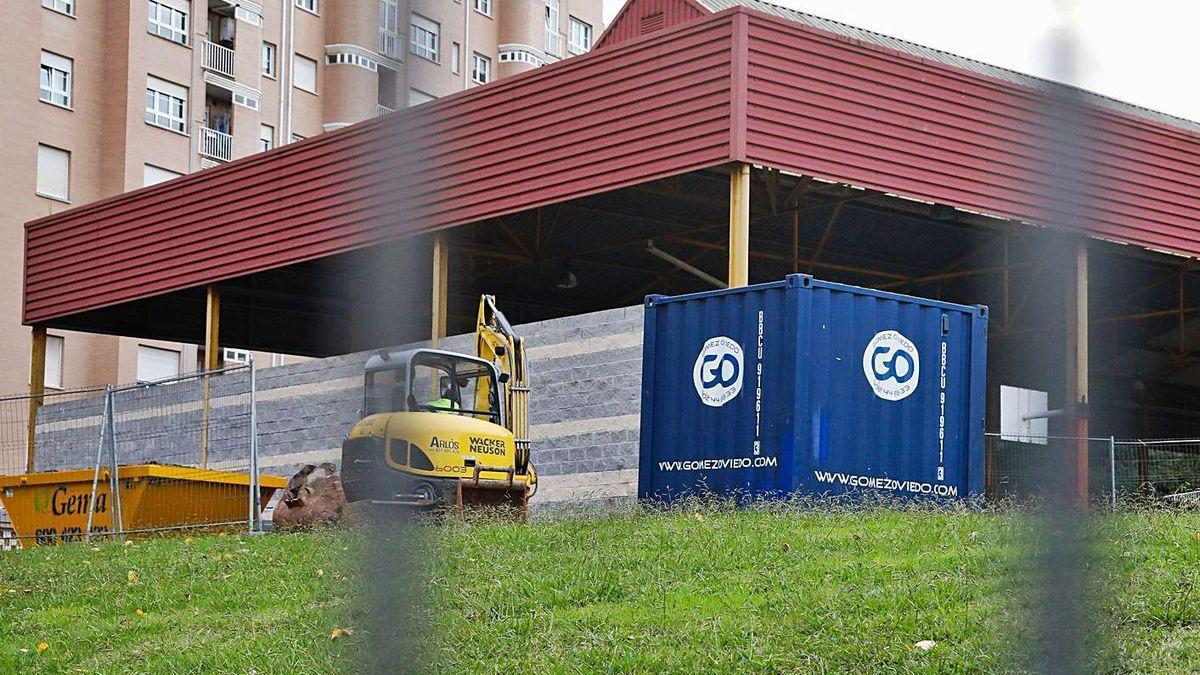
[340,296,535,512]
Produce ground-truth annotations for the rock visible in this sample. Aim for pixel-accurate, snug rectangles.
[272,475,348,531]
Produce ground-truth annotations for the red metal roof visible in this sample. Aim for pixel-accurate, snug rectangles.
[594,0,707,49]
[23,14,735,324]
[23,5,1200,324]
[741,11,1200,256]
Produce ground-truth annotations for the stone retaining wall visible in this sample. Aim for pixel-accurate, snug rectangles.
[26,306,646,508]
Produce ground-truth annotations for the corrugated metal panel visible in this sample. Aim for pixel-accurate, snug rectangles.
[26,5,1200,326]
[638,275,988,502]
[703,0,1200,135]
[23,14,736,324]
[742,12,1200,256]
[594,0,707,49]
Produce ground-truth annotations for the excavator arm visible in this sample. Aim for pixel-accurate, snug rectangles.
[475,296,532,480]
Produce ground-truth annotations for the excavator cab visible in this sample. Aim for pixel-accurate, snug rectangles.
[341,345,534,513]
[363,350,501,421]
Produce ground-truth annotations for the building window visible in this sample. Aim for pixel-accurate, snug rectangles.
[44,335,64,390]
[223,348,251,365]
[499,48,547,67]
[232,92,260,110]
[568,17,592,54]
[295,0,318,13]
[39,52,72,108]
[378,65,399,108]
[262,42,276,78]
[293,54,317,93]
[471,52,490,85]
[145,76,187,133]
[235,6,262,26]
[143,164,183,186]
[410,14,438,62]
[450,42,461,74]
[545,0,560,55]
[42,0,74,16]
[326,52,379,71]
[408,88,436,107]
[137,345,180,383]
[147,0,189,45]
[473,0,491,16]
[36,144,70,201]
[259,124,274,152]
[379,0,400,58]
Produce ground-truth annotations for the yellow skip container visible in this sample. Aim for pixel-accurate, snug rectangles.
[0,465,286,548]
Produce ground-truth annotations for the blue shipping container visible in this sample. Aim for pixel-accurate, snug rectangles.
[638,275,988,502]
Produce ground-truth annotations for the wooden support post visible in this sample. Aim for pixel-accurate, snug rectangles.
[1002,237,1011,331]
[432,234,449,346]
[1065,240,1089,506]
[728,164,750,287]
[1180,271,1187,358]
[808,200,845,274]
[200,285,220,469]
[27,326,47,473]
[205,285,222,371]
[791,210,800,274]
[1136,441,1150,492]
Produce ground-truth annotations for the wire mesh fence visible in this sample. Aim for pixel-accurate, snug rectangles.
[985,434,1112,502]
[985,433,1200,508]
[0,363,273,548]
[0,385,107,476]
[1111,438,1200,502]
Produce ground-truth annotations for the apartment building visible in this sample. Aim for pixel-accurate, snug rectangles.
[0,0,603,396]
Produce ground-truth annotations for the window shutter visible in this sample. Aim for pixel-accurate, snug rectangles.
[147,76,188,101]
[293,54,317,92]
[137,346,180,382]
[44,335,64,389]
[37,145,69,199]
[143,164,183,187]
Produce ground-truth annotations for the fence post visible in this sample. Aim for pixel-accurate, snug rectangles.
[248,358,261,534]
[1136,440,1150,491]
[107,386,125,542]
[85,389,111,542]
[1108,436,1117,512]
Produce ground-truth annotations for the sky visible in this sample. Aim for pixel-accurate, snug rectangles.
[600,0,1200,124]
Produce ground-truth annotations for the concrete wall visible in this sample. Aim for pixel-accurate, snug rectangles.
[25,305,646,507]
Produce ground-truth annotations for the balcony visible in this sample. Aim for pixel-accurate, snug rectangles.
[202,40,235,78]
[379,28,401,60]
[199,126,233,162]
[377,104,395,117]
[545,31,562,58]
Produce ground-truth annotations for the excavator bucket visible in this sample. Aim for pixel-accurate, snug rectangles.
[457,481,527,508]
[456,476,528,517]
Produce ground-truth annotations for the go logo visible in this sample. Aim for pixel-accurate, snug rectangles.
[693,336,744,407]
[862,330,920,401]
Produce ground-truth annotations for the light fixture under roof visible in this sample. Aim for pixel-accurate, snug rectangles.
[555,262,578,290]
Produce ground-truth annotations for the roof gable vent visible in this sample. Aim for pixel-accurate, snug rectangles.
[640,12,665,34]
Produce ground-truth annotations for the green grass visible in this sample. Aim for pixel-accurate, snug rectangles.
[1,505,1198,673]
[0,530,360,673]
